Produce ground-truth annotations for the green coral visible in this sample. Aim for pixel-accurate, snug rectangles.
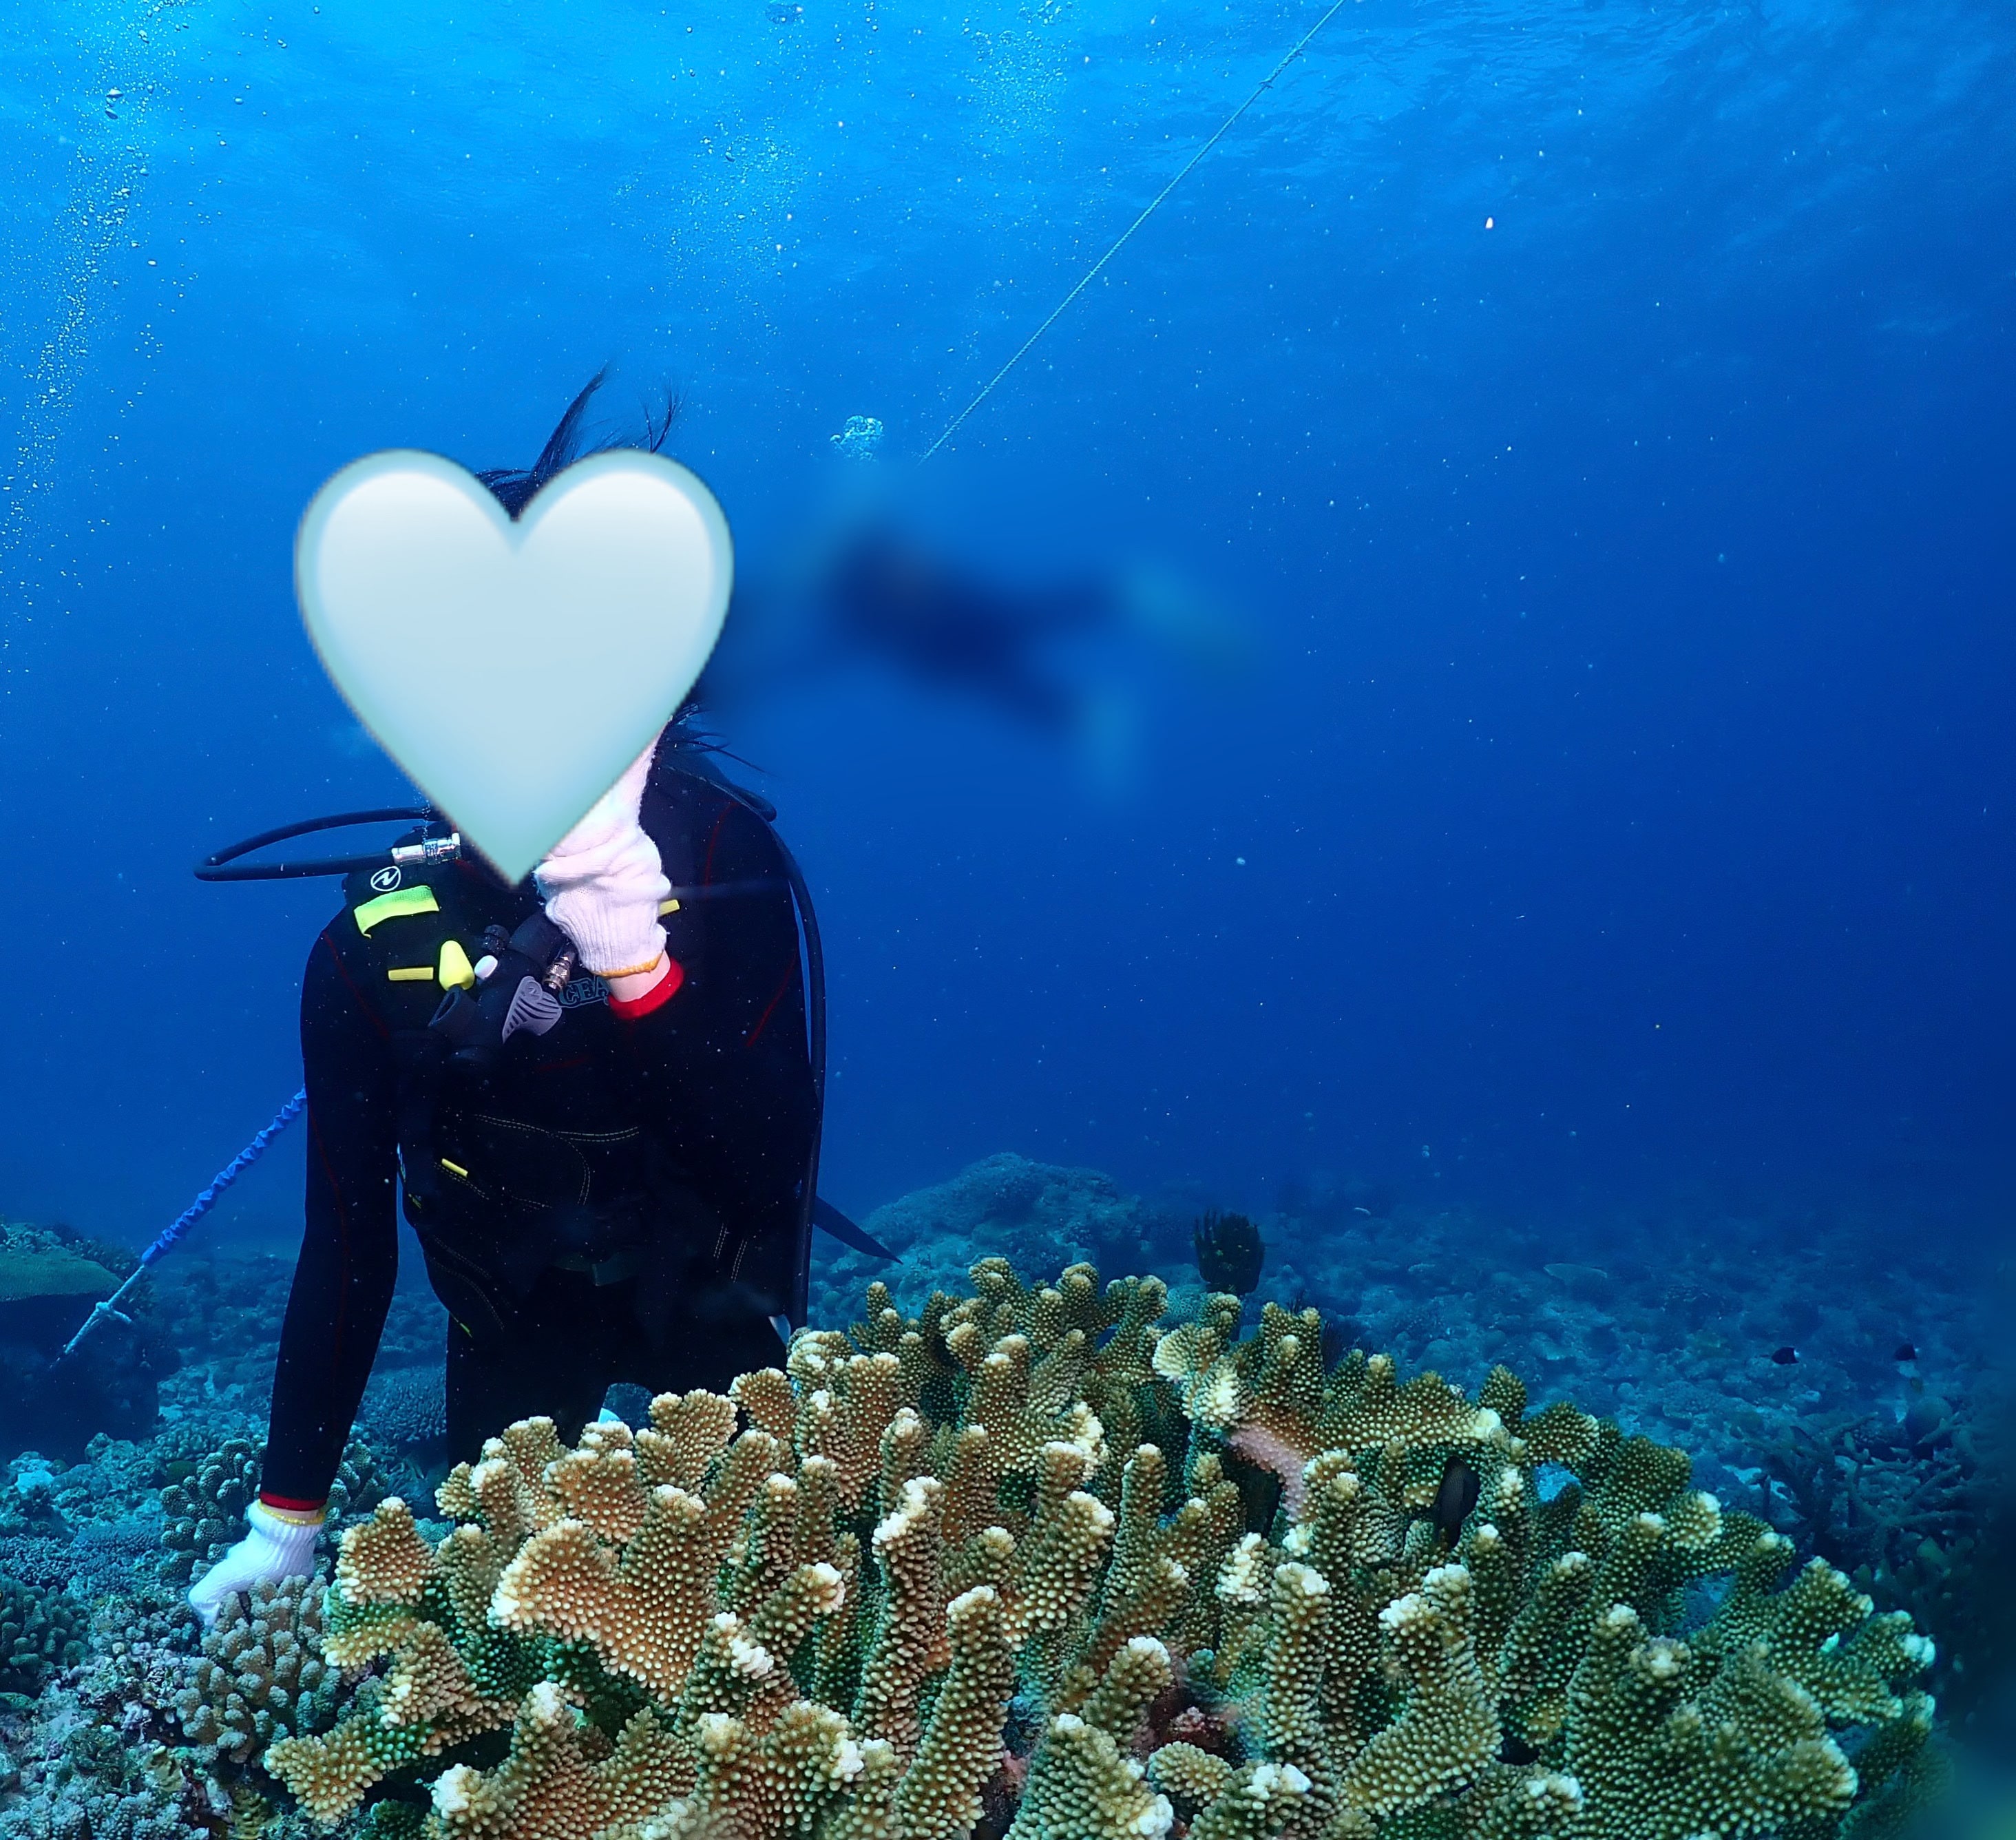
[159,1434,262,1587]
[0,1220,133,1304]
[328,1436,394,1526]
[174,1573,346,1761]
[253,1266,1941,1840]
[160,1433,388,1588]
[0,1571,86,1693]
[1759,1390,2011,1720]
[1151,1304,1942,1840]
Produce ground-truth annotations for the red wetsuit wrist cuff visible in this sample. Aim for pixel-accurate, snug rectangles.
[608,957,683,1020]
[259,1491,329,1518]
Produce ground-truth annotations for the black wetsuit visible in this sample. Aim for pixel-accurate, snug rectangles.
[260,748,817,1508]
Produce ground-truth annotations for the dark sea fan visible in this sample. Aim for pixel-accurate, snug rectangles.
[1193,1209,1265,1295]
[1318,1313,1362,1369]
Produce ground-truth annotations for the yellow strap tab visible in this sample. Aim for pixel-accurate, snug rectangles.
[387,966,434,983]
[354,886,441,935]
[440,1158,470,1179]
[658,897,681,915]
[438,938,476,991]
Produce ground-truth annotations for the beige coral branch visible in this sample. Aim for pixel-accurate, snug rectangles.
[260,1258,1942,1840]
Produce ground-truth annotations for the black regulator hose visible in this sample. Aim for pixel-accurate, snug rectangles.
[196,807,443,881]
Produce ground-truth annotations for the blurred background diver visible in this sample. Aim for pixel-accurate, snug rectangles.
[706,499,1246,750]
[187,379,821,1622]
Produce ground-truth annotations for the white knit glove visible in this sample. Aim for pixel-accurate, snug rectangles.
[534,740,671,978]
[187,1502,324,1627]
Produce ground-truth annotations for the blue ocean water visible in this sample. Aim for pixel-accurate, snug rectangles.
[3,0,2010,1245]
[0,0,2011,1817]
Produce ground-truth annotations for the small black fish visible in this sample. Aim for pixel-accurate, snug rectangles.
[1498,1733,1540,1767]
[1431,1454,1481,1548]
[1772,1346,1798,1366]
[1894,1342,1918,1363]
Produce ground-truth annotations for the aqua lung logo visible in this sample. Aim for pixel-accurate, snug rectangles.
[369,865,402,892]
[559,973,609,1010]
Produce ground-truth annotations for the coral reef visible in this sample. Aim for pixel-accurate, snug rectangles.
[149,1253,447,1423]
[1760,1384,2013,1724]
[67,1518,169,1601]
[812,1158,1998,1560]
[0,1574,85,1695]
[145,1252,299,1408]
[8,1436,179,1598]
[0,1235,120,1304]
[1,1593,203,1836]
[1167,1177,1991,1498]
[0,1731,216,1840]
[0,1548,344,1838]
[822,1154,1166,1318]
[0,1221,178,1461]
[158,1437,262,1590]
[361,1368,450,1456]
[328,1441,394,1527]
[0,1162,1983,1836]
[261,1259,1938,1839]
[157,1434,388,1590]
[172,1573,344,1762]
[0,1459,72,1578]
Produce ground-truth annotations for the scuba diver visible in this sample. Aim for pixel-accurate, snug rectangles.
[815,523,1110,731]
[187,379,824,1620]
[706,514,1244,744]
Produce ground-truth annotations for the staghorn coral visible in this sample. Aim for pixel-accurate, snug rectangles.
[172,1574,344,1762]
[259,1265,1941,1840]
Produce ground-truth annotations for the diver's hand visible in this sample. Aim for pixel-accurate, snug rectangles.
[187,1501,324,1627]
[536,738,673,988]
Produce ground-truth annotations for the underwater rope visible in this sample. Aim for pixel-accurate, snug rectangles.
[59,1089,308,1359]
[921,0,1356,461]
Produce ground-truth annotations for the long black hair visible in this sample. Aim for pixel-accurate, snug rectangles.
[475,368,681,519]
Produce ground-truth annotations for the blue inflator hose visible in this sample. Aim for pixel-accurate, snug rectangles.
[56,1065,891,1363]
[59,1089,308,1359]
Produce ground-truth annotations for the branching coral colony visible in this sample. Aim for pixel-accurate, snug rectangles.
[264,1262,1942,1840]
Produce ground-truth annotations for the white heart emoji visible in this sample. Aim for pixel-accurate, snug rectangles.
[295,447,732,883]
